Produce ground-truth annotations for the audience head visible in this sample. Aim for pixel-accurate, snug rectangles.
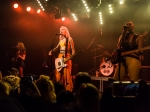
[36,75,56,102]
[0,71,2,80]
[3,75,20,90]
[57,90,74,105]
[0,80,12,95]
[78,83,100,112]
[20,75,40,97]
[75,72,91,92]
[53,81,65,97]
[0,94,26,112]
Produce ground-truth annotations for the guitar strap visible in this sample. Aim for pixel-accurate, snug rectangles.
[65,37,69,58]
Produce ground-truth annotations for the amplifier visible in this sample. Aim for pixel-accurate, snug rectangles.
[140,66,150,81]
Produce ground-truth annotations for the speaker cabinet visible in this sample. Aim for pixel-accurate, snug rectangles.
[140,67,150,81]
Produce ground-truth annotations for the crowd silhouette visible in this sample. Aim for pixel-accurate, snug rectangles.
[0,68,150,112]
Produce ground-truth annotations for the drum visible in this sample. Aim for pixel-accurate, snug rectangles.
[100,60,114,76]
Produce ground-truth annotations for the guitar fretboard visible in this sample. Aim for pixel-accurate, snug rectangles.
[121,46,150,56]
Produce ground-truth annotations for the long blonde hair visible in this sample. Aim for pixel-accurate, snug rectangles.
[60,26,70,38]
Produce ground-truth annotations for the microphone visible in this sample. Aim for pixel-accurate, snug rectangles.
[96,44,104,48]
[122,25,129,28]
[55,33,62,35]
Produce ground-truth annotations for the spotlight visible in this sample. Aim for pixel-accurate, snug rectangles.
[14,3,18,8]
[62,17,65,21]
[37,9,41,13]
[27,7,31,11]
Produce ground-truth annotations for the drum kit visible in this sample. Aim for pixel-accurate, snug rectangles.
[91,45,115,77]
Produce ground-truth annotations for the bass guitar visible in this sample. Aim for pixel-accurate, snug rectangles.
[111,45,150,64]
[55,50,84,72]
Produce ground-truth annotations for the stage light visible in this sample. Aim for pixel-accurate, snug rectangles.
[37,0,45,12]
[99,11,103,24]
[119,0,124,4]
[71,13,78,21]
[62,17,65,21]
[14,3,18,8]
[27,7,31,11]
[37,9,41,13]
[108,4,114,14]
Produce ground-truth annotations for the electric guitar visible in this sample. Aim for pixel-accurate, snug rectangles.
[55,50,84,72]
[12,49,26,64]
[111,45,150,64]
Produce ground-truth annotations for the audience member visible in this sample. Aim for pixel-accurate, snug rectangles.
[0,80,12,95]
[36,74,56,112]
[0,94,26,112]
[53,81,65,97]
[19,76,45,112]
[77,83,100,112]
[75,72,91,91]
[56,90,75,112]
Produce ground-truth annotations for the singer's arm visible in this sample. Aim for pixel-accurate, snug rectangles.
[49,42,60,55]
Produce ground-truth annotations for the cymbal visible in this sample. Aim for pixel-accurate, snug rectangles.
[103,51,111,56]
[91,47,101,51]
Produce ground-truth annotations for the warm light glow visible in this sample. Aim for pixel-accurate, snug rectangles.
[71,13,78,21]
[27,7,31,11]
[37,9,41,13]
[62,17,65,21]
[14,3,18,8]
[119,0,124,4]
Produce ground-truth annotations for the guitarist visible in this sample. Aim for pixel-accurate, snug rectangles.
[113,21,143,81]
[12,42,26,78]
[49,26,75,92]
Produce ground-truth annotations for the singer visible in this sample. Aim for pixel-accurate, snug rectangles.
[113,21,143,81]
[49,26,75,92]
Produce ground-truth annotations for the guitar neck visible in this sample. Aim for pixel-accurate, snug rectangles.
[64,50,84,63]
[64,55,74,63]
[121,46,150,56]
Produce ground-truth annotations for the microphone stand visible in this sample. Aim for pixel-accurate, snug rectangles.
[86,36,98,75]
[86,36,97,51]
[49,34,58,81]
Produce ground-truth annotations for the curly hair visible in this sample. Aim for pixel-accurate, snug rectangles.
[36,75,56,102]
[2,75,20,90]
[0,80,12,95]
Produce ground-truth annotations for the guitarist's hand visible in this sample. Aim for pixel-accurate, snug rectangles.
[48,51,52,55]
[18,55,21,58]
